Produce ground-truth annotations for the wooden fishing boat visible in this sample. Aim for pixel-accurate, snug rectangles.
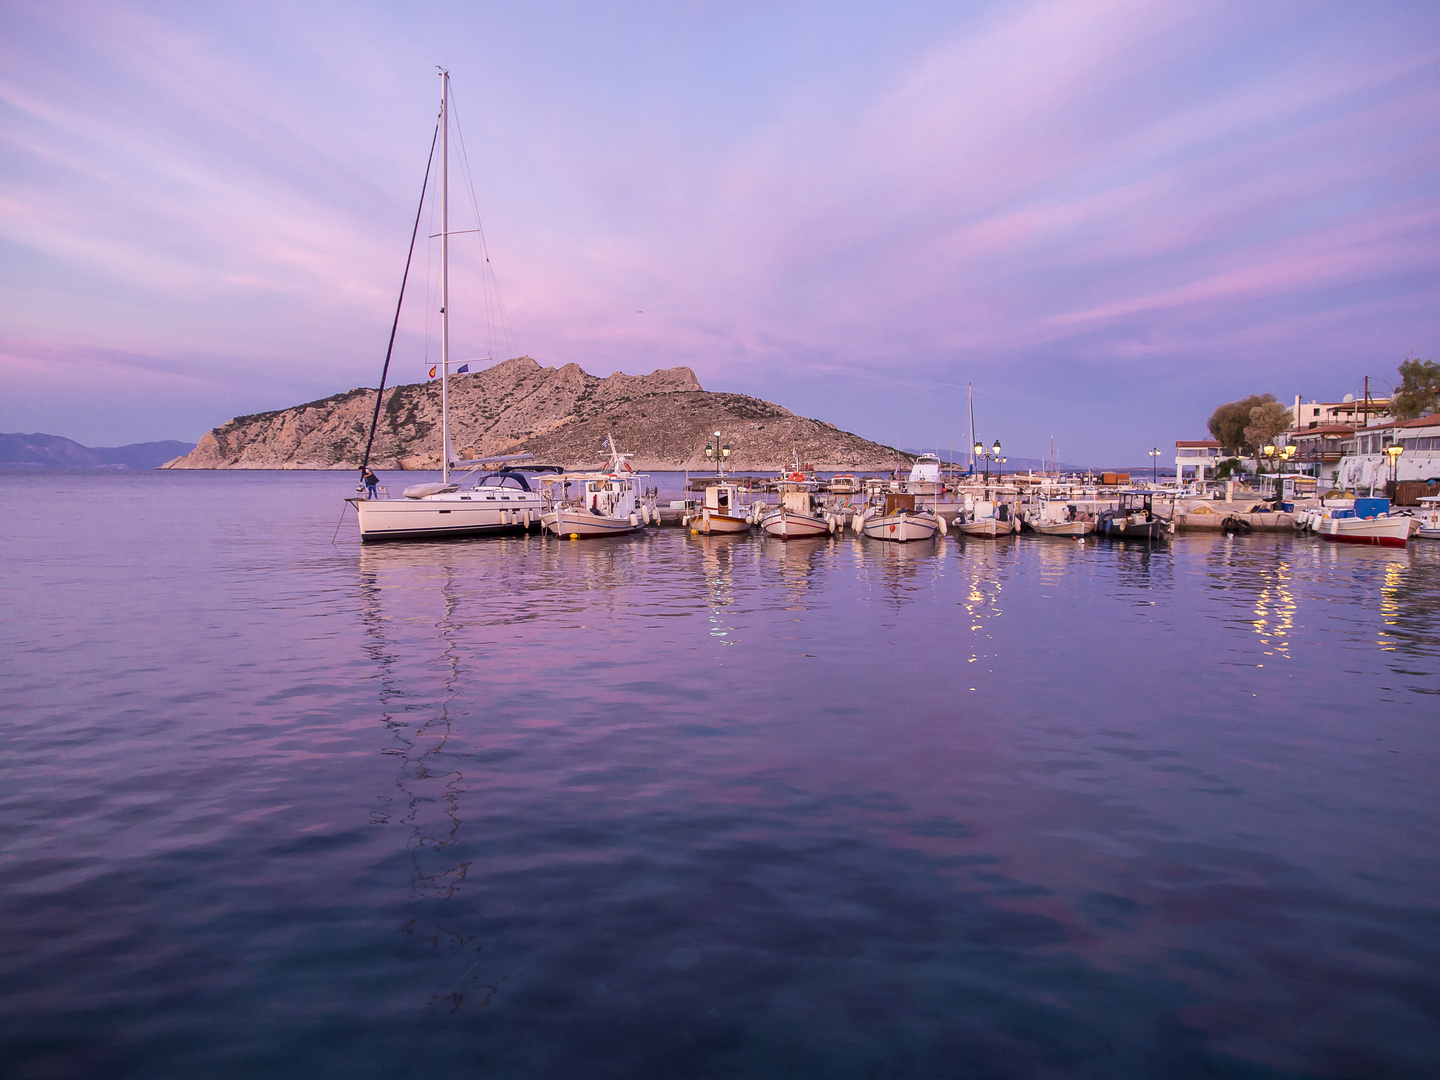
[959,499,1018,538]
[1028,500,1094,537]
[757,490,837,539]
[855,492,945,542]
[685,482,754,535]
[539,436,655,539]
[1096,492,1170,540]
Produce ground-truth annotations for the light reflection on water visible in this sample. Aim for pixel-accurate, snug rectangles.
[2,472,1439,1079]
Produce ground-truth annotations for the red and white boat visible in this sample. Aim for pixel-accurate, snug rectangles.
[1316,497,1410,548]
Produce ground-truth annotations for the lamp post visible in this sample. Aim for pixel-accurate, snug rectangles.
[973,441,985,485]
[704,430,729,477]
[1149,447,1161,485]
[1386,443,1403,486]
[1262,443,1278,478]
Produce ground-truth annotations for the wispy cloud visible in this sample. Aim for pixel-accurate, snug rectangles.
[1,0,1437,453]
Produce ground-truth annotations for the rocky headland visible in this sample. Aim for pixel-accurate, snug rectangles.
[161,356,907,472]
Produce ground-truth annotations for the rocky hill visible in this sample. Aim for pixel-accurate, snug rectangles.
[161,356,906,472]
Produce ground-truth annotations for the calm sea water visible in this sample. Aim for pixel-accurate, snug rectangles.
[3,470,1439,1079]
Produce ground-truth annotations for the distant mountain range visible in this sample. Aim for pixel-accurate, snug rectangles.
[900,450,1174,476]
[0,432,196,470]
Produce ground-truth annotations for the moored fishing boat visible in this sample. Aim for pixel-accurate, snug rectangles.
[856,492,945,542]
[1414,496,1440,540]
[1315,497,1411,547]
[827,474,859,495]
[959,499,1018,538]
[539,436,655,539]
[757,492,837,539]
[1096,491,1170,540]
[1028,499,1094,537]
[684,482,755,535]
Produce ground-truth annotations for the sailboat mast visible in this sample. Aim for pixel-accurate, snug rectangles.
[440,69,452,486]
[968,383,975,471]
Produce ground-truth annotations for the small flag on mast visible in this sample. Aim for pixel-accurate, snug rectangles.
[456,364,469,374]
[429,365,437,379]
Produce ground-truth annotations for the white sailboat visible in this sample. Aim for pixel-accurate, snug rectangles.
[349,71,545,542]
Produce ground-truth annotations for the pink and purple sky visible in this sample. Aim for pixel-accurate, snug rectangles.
[2,0,1438,462]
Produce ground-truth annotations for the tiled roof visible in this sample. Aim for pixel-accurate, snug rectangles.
[1174,440,1221,447]
[1392,412,1440,430]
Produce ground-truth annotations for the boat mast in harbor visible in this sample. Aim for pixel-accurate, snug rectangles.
[439,67,452,489]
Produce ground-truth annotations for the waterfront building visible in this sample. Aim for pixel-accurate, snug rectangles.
[1290,394,1393,430]
[1332,413,1440,490]
[1174,440,1223,486]
[1290,424,1354,487]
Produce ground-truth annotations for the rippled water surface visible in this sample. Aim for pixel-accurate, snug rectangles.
[4,470,1439,1079]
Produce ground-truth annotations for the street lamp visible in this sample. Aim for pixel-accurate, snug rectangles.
[1385,443,1403,485]
[1149,447,1161,485]
[973,441,985,484]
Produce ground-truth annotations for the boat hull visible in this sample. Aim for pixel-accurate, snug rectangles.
[759,508,832,540]
[959,518,1014,538]
[861,513,939,542]
[1317,516,1410,547]
[543,508,644,538]
[690,510,751,535]
[351,496,542,541]
[1097,515,1167,540]
[1032,520,1094,537]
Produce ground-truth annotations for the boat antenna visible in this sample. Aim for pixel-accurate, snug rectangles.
[360,111,440,474]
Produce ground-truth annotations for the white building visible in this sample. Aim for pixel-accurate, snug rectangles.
[1291,394,1392,430]
[1175,440,1224,485]
[1332,413,1440,490]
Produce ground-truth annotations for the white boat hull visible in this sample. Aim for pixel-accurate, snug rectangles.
[960,517,1015,538]
[760,508,832,539]
[690,509,751,535]
[1032,520,1094,537]
[543,507,644,538]
[1317,515,1410,547]
[861,513,939,542]
[351,495,542,541]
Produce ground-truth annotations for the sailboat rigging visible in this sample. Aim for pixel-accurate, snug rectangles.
[348,70,546,541]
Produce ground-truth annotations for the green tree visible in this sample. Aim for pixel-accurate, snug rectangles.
[1243,400,1293,472]
[1207,394,1277,454]
[1393,358,1440,420]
